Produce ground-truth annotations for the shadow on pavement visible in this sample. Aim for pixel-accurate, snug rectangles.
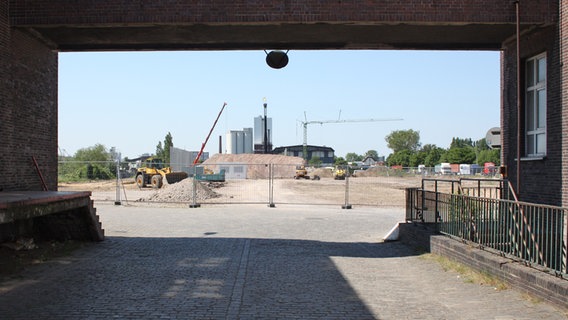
[0,236,418,319]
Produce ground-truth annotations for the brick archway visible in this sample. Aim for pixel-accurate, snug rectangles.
[1,1,563,206]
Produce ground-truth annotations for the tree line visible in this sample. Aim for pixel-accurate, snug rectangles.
[341,129,500,167]
[59,129,499,181]
[58,133,174,182]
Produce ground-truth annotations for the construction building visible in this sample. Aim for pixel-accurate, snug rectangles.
[272,145,335,166]
[226,128,253,154]
[169,147,209,171]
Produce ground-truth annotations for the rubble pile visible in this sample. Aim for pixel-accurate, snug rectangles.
[138,178,221,202]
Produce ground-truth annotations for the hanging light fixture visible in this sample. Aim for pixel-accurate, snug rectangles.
[265,50,289,69]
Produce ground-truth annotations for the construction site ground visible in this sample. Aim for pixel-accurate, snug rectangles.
[58,175,423,207]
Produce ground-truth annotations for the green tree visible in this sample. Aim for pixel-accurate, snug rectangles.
[477,149,500,166]
[60,144,115,181]
[364,150,379,160]
[441,137,478,164]
[385,129,421,153]
[345,152,363,162]
[409,151,427,168]
[334,156,348,166]
[309,156,322,167]
[75,143,110,162]
[449,137,473,149]
[443,147,476,164]
[473,138,499,165]
[156,132,174,164]
[423,146,446,167]
[156,141,164,161]
[474,138,490,153]
[163,132,173,164]
[387,150,414,167]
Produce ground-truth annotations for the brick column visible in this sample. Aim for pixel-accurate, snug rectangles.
[1,23,58,190]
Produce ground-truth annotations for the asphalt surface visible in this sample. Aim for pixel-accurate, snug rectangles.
[0,204,566,319]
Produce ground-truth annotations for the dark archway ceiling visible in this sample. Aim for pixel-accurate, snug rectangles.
[22,23,529,52]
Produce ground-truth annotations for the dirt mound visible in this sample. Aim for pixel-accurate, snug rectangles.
[310,167,333,178]
[137,178,221,202]
[353,166,397,177]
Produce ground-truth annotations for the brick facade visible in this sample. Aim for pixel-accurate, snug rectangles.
[1,1,58,191]
[7,0,553,25]
[501,25,563,205]
[1,2,9,119]
[6,1,557,52]
[500,1,567,206]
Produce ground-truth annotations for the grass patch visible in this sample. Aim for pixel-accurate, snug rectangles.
[420,253,508,291]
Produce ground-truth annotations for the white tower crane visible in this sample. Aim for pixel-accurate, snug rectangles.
[299,111,403,162]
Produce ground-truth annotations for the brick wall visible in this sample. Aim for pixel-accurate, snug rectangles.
[0,2,8,126]
[8,0,554,26]
[0,1,11,191]
[561,2,568,207]
[1,23,58,191]
[501,23,563,205]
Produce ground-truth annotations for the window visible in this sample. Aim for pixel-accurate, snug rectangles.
[525,53,547,157]
[311,151,325,158]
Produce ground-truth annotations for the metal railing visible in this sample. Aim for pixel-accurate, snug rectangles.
[406,179,568,277]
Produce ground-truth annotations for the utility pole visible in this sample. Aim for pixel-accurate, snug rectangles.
[263,97,269,154]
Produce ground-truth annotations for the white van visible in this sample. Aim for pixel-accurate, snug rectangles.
[440,163,452,175]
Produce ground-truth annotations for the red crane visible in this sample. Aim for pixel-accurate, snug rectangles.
[193,102,228,165]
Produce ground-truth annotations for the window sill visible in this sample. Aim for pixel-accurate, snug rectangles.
[515,156,546,161]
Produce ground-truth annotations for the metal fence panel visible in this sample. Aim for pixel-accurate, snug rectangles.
[405,184,568,276]
[59,161,423,208]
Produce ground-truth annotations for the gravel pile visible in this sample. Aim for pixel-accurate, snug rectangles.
[138,178,221,202]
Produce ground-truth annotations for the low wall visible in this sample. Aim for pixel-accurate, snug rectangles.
[399,222,568,311]
[0,191,104,242]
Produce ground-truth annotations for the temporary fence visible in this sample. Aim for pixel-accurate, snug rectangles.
[58,161,427,208]
[406,179,568,277]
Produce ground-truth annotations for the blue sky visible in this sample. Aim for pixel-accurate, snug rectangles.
[58,50,500,159]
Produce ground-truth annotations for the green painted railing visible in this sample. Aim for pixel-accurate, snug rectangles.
[406,178,567,277]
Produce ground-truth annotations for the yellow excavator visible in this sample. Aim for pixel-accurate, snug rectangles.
[294,165,320,180]
[333,165,347,180]
[134,157,188,189]
[294,165,310,179]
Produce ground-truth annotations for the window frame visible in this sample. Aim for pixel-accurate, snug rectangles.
[525,52,547,158]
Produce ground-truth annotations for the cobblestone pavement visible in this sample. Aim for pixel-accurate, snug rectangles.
[0,204,566,319]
